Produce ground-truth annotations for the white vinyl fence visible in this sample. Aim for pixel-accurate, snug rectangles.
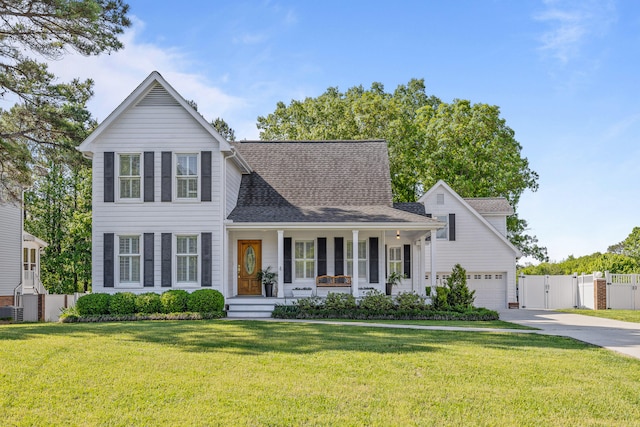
[519,274,578,309]
[520,272,640,310]
[21,293,87,322]
[606,273,640,310]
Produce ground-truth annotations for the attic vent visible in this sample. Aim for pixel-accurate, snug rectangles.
[437,193,445,205]
[136,84,180,107]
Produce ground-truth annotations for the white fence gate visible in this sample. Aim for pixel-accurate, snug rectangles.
[577,274,595,309]
[606,273,640,310]
[519,274,578,309]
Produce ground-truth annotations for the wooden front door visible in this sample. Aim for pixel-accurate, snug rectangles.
[237,240,262,295]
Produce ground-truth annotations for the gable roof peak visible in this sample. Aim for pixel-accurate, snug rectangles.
[77,71,231,154]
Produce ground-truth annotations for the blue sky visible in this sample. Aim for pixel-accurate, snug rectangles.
[46,0,640,263]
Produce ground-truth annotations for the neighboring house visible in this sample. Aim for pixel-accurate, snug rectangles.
[418,180,521,309]
[0,192,48,307]
[0,195,21,307]
[77,71,519,313]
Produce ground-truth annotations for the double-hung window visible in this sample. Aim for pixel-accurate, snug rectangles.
[177,235,198,283]
[119,154,141,199]
[389,246,402,275]
[436,215,449,239]
[119,236,140,283]
[176,154,198,199]
[294,240,315,279]
[346,240,367,279]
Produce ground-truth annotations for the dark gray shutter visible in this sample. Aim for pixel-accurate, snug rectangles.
[284,237,292,283]
[317,238,327,276]
[449,213,456,241]
[369,237,379,283]
[161,152,172,202]
[201,232,212,287]
[103,233,114,287]
[104,152,114,203]
[403,244,411,279]
[334,237,344,275]
[161,233,172,287]
[201,151,212,202]
[426,213,432,241]
[144,233,154,287]
[144,152,155,202]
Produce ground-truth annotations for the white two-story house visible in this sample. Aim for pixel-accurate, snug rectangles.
[78,71,519,313]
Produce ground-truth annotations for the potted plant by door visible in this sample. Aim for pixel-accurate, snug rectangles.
[257,266,278,297]
[386,271,405,295]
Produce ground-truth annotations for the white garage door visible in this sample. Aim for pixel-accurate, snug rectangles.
[466,273,507,310]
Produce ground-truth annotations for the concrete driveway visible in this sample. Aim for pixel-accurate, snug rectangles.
[499,309,640,360]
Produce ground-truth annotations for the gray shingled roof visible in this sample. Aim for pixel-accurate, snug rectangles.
[464,197,514,215]
[228,141,438,224]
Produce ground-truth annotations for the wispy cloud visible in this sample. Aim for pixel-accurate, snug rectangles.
[45,17,246,128]
[534,0,616,64]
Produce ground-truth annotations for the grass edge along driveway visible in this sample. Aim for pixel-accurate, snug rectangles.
[1,320,639,426]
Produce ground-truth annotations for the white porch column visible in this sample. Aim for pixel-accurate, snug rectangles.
[430,230,437,291]
[222,228,229,298]
[277,230,284,298]
[352,229,359,298]
[419,235,426,296]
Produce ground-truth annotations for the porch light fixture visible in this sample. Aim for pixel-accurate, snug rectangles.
[396,230,400,239]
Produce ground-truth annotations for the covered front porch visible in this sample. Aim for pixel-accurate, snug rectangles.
[223,222,444,303]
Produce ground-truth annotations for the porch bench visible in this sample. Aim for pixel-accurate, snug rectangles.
[316,275,352,287]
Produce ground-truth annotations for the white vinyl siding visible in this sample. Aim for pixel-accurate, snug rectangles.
[119,154,141,200]
[347,240,367,279]
[0,201,21,295]
[177,235,198,283]
[294,240,315,279]
[176,154,198,199]
[119,236,141,284]
[389,246,402,275]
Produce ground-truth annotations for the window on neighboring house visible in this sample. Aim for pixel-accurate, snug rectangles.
[177,235,198,283]
[119,154,141,199]
[119,236,140,283]
[389,246,402,275]
[294,240,315,279]
[436,215,448,239]
[176,154,198,199]
[346,240,367,279]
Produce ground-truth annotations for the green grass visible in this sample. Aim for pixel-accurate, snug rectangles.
[558,308,640,323]
[1,320,640,426]
[311,318,536,329]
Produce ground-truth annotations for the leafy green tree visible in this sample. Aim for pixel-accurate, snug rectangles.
[211,117,236,141]
[0,0,130,201]
[518,252,640,275]
[620,227,640,260]
[257,80,546,260]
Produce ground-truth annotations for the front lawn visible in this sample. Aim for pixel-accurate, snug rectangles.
[309,318,535,329]
[1,320,639,426]
[558,309,640,324]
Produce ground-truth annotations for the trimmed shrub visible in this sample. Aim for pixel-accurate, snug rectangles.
[445,264,476,312]
[135,292,162,314]
[109,292,137,315]
[432,286,450,311]
[359,290,394,312]
[324,292,357,310]
[76,293,111,316]
[187,289,224,313]
[294,296,324,311]
[395,292,427,310]
[160,289,189,313]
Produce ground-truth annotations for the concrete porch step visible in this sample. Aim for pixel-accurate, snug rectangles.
[226,297,283,318]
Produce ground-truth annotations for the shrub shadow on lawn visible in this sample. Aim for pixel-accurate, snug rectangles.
[0,320,596,356]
